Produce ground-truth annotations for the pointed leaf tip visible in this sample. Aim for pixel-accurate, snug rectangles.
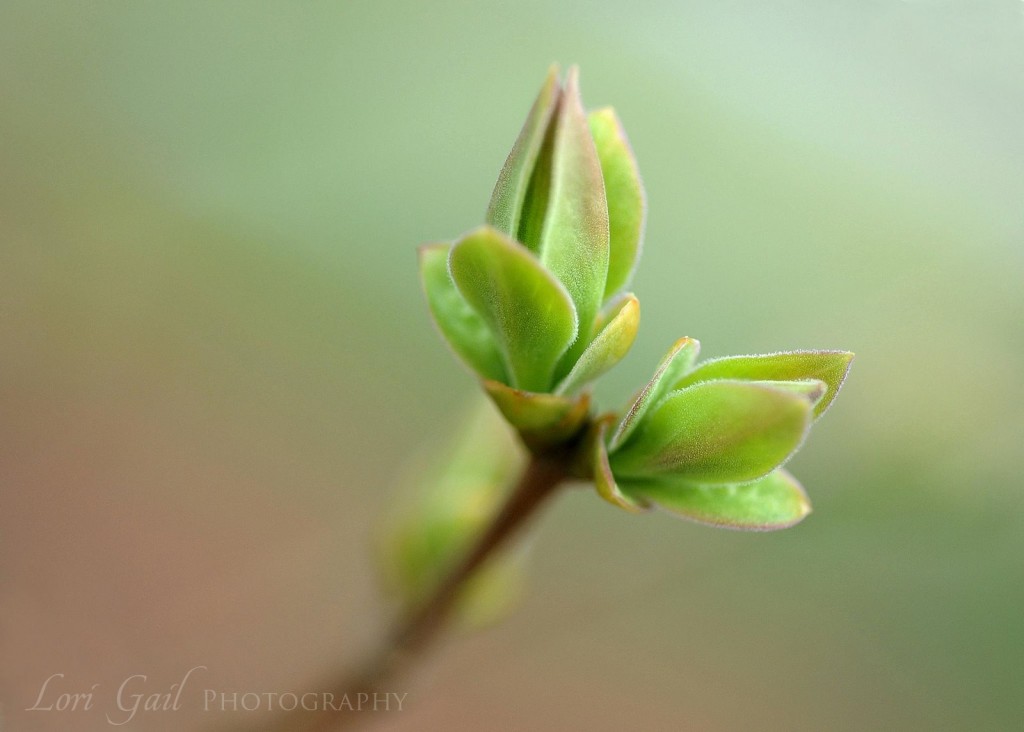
[673,350,854,418]
[746,379,828,406]
[486,68,561,239]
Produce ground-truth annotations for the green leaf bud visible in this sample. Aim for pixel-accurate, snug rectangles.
[420,67,648,443]
[376,400,528,626]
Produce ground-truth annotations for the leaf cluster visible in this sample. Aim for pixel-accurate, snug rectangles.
[419,66,853,531]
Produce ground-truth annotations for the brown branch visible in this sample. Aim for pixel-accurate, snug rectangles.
[271,451,570,732]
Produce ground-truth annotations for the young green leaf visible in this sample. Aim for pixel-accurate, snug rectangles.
[554,294,640,396]
[539,67,611,374]
[620,469,811,531]
[609,337,701,451]
[419,243,507,383]
[589,107,645,300]
[449,226,578,392]
[609,380,816,484]
[672,350,854,418]
[589,418,649,512]
[486,66,561,239]
[515,108,557,254]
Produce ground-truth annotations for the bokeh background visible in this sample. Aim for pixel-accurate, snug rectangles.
[2,2,1022,731]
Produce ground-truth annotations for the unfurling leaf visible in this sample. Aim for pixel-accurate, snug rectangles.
[555,294,640,396]
[610,337,701,451]
[589,107,645,300]
[540,67,611,378]
[449,225,578,392]
[609,379,820,484]
[672,350,854,418]
[620,469,811,530]
[487,66,561,239]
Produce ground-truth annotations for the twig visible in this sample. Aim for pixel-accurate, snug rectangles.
[277,452,570,732]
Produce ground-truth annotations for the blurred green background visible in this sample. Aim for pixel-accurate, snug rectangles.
[2,2,1022,731]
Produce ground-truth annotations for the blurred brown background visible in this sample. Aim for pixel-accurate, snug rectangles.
[2,2,1022,731]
